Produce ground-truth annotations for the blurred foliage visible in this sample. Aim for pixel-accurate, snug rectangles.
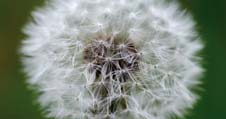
[0,0,225,119]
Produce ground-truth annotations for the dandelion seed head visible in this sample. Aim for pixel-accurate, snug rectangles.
[21,0,203,119]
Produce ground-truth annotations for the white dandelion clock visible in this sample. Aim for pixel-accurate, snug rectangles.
[21,0,203,119]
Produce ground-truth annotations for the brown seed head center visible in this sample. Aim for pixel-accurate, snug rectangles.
[83,36,140,115]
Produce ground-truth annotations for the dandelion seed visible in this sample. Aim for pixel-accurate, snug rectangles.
[21,0,203,119]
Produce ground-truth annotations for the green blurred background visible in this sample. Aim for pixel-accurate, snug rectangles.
[0,0,226,119]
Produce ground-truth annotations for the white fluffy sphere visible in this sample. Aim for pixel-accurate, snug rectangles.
[21,0,203,119]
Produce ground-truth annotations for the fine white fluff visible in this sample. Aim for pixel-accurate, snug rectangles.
[21,0,203,119]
